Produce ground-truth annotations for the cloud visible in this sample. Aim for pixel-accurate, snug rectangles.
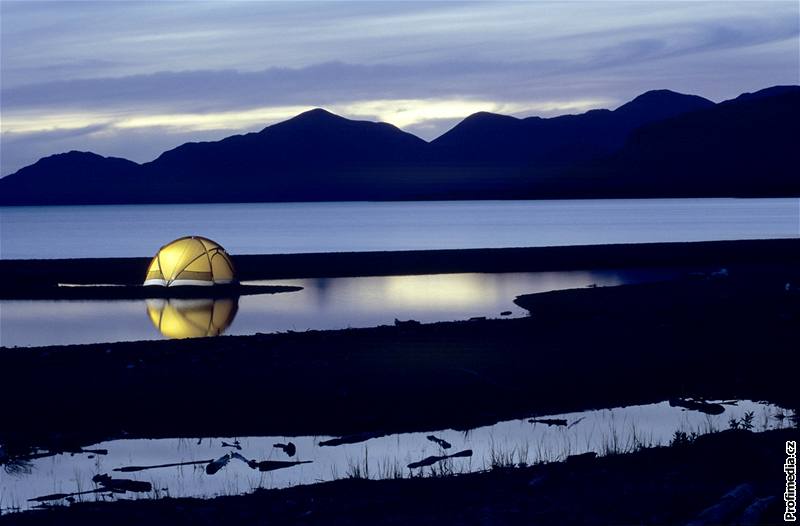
[1,1,798,174]
[2,95,610,137]
[1,123,112,144]
[3,5,796,117]
[4,10,798,116]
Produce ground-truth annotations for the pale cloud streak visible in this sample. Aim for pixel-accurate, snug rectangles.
[1,1,798,175]
[1,97,610,136]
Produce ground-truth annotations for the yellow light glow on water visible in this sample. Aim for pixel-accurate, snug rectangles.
[382,273,498,309]
[146,298,238,339]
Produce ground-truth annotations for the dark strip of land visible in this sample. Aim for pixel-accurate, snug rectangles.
[3,428,794,526]
[1,239,798,293]
[1,263,798,452]
[0,284,301,301]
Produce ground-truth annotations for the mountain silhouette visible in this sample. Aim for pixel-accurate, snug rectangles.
[430,89,714,163]
[576,87,800,197]
[0,86,797,205]
[0,152,143,206]
[151,108,427,170]
[142,108,429,202]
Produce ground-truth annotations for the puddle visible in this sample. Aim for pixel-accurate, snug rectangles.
[1,268,682,347]
[1,399,792,513]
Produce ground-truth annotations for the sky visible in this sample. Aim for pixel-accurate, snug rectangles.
[1,1,798,176]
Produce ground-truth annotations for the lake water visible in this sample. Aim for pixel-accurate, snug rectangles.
[0,268,680,347]
[1,400,791,514]
[1,198,797,259]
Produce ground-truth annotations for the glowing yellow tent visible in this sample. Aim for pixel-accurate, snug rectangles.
[146,298,238,338]
[144,236,236,287]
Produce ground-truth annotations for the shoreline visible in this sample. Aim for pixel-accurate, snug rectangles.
[1,239,798,294]
[3,428,794,525]
[2,243,798,524]
[2,263,798,446]
[0,283,301,301]
[3,194,799,206]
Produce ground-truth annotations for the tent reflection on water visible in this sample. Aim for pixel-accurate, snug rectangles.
[146,297,238,339]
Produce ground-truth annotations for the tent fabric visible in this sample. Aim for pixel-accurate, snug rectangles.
[144,236,236,287]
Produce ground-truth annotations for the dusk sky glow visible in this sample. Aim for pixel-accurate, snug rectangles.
[1,0,798,175]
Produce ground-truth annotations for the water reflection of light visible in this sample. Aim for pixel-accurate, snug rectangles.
[146,298,238,339]
[382,274,498,309]
[2,270,680,347]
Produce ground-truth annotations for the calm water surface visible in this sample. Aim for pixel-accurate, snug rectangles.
[1,400,791,513]
[0,269,679,347]
[1,198,797,259]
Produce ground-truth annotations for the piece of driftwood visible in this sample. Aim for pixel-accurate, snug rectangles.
[247,459,312,472]
[29,475,152,502]
[319,431,385,447]
[206,454,233,475]
[426,435,452,449]
[114,459,214,473]
[528,418,568,427]
[408,449,472,469]
[274,442,297,457]
[92,474,152,493]
[669,398,725,415]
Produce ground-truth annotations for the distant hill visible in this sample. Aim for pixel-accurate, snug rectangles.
[574,88,800,197]
[0,152,143,206]
[429,89,715,163]
[1,86,797,205]
[141,108,430,203]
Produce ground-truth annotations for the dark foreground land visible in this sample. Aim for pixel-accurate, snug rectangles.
[2,240,799,524]
[2,260,798,445]
[2,428,794,526]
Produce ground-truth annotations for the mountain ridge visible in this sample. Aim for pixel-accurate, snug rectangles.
[430,89,716,164]
[1,86,797,205]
